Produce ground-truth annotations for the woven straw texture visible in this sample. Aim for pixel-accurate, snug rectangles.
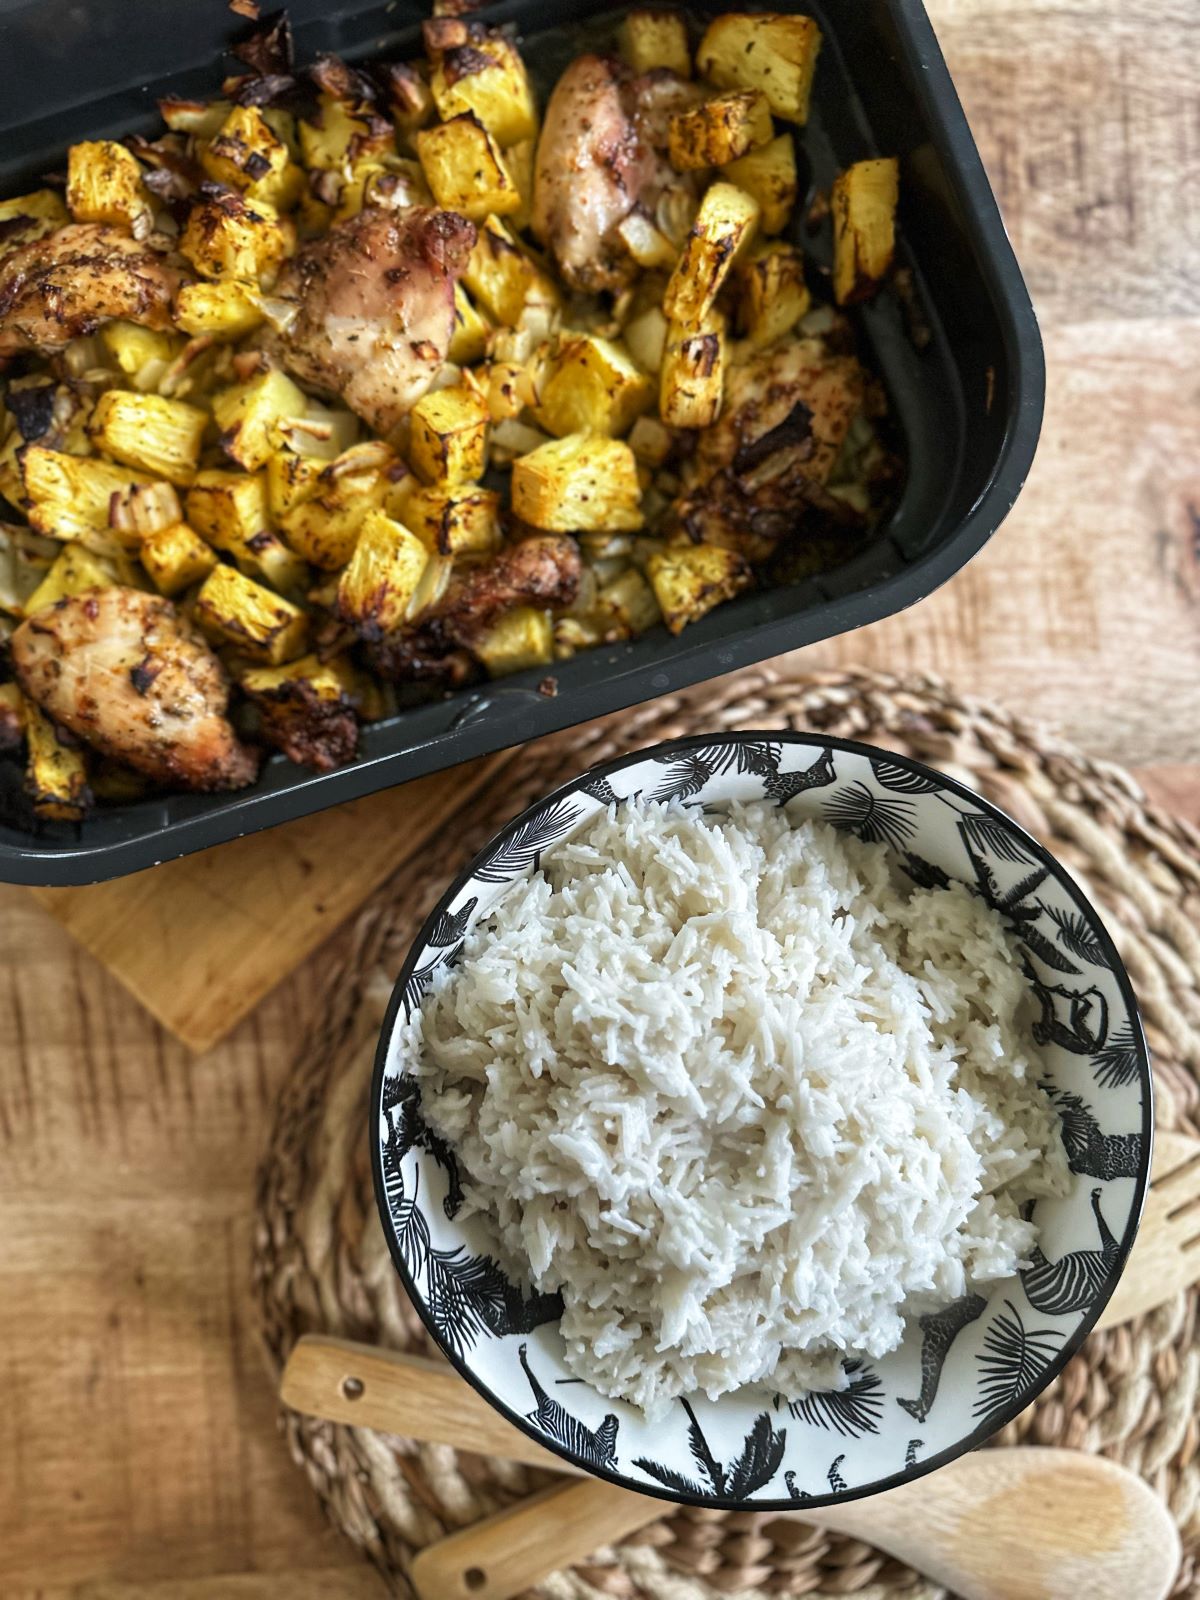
[253,667,1200,1599]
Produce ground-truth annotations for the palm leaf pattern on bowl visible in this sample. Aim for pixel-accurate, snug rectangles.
[824,780,917,848]
[1092,1023,1142,1088]
[474,797,582,883]
[401,942,463,1018]
[635,1397,786,1500]
[426,897,477,949]
[785,1359,884,1437]
[1042,903,1107,966]
[956,809,1032,864]
[972,1299,1063,1430]
[870,757,941,795]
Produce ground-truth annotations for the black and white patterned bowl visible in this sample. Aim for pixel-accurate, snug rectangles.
[370,733,1151,1511]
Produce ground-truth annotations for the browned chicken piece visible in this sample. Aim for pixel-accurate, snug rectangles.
[673,338,867,554]
[367,535,581,683]
[0,224,186,362]
[242,678,358,774]
[271,206,477,434]
[11,587,259,791]
[532,54,699,293]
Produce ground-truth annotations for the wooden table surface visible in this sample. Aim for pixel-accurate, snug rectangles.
[3,2,1199,1593]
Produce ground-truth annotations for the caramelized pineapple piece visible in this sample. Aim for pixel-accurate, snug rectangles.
[335,510,429,635]
[185,470,307,593]
[87,390,208,485]
[618,9,692,77]
[100,322,181,380]
[174,280,265,341]
[417,113,520,221]
[278,449,393,570]
[697,13,822,124]
[0,189,69,252]
[473,605,554,676]
[832,157,899,305]
[663,181,760,326]
[211,369,309,472]
[23,545,118,616]
[200,104,304,211]
[404,485,502,556]
[535,334,654,440]
[66,140,151,233]
[646,542,752,633]
[512,434,643,533]
[448,284,492,366]
[409,384,490,486]
[721,132,798,235]
[21,447,154,543]
[427,27,538,148]
[462,217,560,326]
[736,241,811,347]
[660,309,726,429]
[25,702,90,821]
[179,189,289,284]
[668,91,773,171]
[194,564,308,664]
[139,522,219,597]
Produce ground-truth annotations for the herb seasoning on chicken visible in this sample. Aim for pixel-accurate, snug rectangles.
[0,7,900,821]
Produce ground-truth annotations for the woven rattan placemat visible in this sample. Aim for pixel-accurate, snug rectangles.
[253,667,1200,1598]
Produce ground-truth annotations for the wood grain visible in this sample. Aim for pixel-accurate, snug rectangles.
[29,756,500,1053]
[3,1,1200,1595]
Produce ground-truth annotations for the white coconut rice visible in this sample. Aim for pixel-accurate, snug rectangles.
[403,799,1070,1417]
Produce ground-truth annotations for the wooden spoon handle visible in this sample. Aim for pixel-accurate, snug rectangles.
[280,1335,585,1474]
[410,1479,660,1600]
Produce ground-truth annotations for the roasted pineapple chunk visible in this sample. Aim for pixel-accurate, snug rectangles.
[88,390,208,485]
[697,13,822,124]
[737,241,811,347]
[211,369,308,472]
[201,105,304,211]
[195,564,308,664]
[722,132,797,235]
[660,309,726,429]
[279,448,393,570]
[409,385,490,487]
[832,157,899,305]
[139,521,218,596]
[185,470,307,592]
[463,217,561,327]
[663,182,760,326]
[535,335,654,439]
[512,434,643,533]
[618,9,691,77]
[0,189,68,251]
[615,210,677,271]
[668,91,773,171]
[449,284,492,366]
[335,510,430,635]
[473,605,554,676]
[404,485,501,556]
[66,140,151,233]
[100,322,181,381]
[266,448,323,523]
[24,544,117,616]
[179,189,289,284]
[21,447,154,543]
[174,280,265,341]
[299,94,393,172]
[160,97,232,138]
[416,113,520,221]
[428,28,538,148]
[646,542,752,633]
[623,305,669,375]
[24,703,90,822]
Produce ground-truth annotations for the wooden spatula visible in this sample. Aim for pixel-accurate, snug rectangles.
[1095,1129,1200,1330]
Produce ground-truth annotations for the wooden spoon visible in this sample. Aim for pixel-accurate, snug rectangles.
[1095,1129,1200,1330]
[282,1339,1181,1600]
[410,1448,1180,1600]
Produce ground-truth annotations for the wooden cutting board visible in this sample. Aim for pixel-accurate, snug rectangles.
[28,753,503,1053]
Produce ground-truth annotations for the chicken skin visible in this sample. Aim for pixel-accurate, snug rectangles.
[271,206,476,434]
[367,535,582,683]
[0,224,186,362]
[11,587,258,791]
[674,338,867,551]
[532,55,699,293]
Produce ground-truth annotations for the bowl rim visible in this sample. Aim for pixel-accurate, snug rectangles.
[369,729,1153,1511]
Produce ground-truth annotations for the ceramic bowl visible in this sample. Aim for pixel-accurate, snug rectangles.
[370,732,1151,1511]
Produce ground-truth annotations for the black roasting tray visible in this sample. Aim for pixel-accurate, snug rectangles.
[0,0,1043,884]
